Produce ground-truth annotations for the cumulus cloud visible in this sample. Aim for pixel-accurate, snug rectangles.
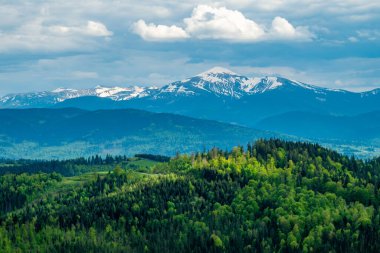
[183,5,265,41]
[85,21,113,37]
[270,17,314,40]
[132,20,189,41]
[0,19,112,52]
[133,5,314,42]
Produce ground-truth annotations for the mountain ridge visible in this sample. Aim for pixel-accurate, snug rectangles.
[1,67,376,109]
[2,67,380,158]
[0,107,283,159]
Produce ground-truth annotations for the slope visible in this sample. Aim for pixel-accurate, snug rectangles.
[0,108,280,159]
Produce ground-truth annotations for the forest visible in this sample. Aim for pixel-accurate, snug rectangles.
[1,139,380,252]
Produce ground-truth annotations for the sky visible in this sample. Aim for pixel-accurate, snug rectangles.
[0,0,380,95]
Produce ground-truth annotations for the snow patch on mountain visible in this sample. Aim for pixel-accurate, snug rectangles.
[241,77,262,93]
[95,86,129,97]
[1,66,379,108]
[94,85,158,100]
[198,67,237,77]
[52,88,78,93]
[267,77,283,90]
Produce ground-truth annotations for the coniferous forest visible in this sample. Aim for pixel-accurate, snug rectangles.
[1,139,380,252]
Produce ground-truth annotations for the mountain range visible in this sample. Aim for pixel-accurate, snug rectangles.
[1,67,380,158]
[0,108,280,159]
[2,67,379,123]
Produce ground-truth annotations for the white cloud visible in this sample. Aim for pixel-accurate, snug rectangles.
[133,5,314,42]
[50,21,112,37]
[85,21,113,37]
[223,0,380,19]
[184,5,265,41]
[0,19,112,52]
[132,20,189,41]
[271,17,296,37]
[224,0,285,11]
[270,17,314,40]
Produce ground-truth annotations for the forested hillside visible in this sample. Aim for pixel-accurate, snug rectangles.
[0,108,279,159]
[1,140,380,252]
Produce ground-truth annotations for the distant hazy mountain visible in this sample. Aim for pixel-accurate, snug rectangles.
[0,108,280,159]
[256,111,380,142]
[0,86,158,108]
[1,67,379,127]
[1,67,380,158]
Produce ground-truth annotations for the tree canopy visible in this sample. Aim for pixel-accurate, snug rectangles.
[0,139,380,252]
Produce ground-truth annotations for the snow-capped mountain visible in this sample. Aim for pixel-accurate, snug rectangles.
[0,67,379,120]
[93,85,158,100]
[0,88,89,108]
[156,67,245,98]
[1,67,380,156]
[0,85,158,108]
[154,67,350,99]
[156,67,250,98]
[0,66,358,109]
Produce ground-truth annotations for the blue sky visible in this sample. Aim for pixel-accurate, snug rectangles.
[0,0,379,95]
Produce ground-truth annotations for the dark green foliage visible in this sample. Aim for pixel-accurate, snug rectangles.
[1,139,380,252]
[0,155,129,176]
[0,172,62,215]
[134,154,171,162]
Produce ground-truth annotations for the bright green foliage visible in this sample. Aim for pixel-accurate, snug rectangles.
[1,140,380,252]
[0,172,61,215]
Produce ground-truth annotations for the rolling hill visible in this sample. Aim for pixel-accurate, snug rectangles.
[0,108,280,159]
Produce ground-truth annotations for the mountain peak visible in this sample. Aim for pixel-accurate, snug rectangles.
[198,67,238,76]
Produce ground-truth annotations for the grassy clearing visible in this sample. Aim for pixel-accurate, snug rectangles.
[123,158,159,172]
[59,171,109,189]
[53,158,160,193]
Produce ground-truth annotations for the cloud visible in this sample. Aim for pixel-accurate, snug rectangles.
[133,5,314,42]
[132,20,189,41]
[270,17,314,40]
[84,21,113,37]
[348,36,359,43]
[357,30,380,41]
[183,5,265,41]
[0,0,379,95]
[50,21,113,37]
[223,0,380,19]
[0,19,112,52]
[235,65,306,79]
[224,0,284,11]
